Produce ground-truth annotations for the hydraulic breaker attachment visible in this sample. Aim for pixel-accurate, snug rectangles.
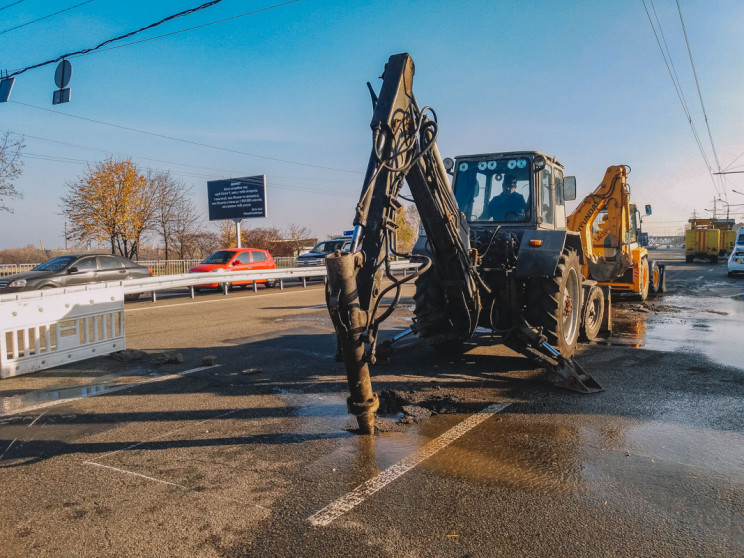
[325,251,379,434]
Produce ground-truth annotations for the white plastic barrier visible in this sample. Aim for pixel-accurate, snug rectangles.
[0,287,125,379]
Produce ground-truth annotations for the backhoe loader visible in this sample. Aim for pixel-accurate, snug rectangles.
[324,53,604,434]
[567,165,665,338]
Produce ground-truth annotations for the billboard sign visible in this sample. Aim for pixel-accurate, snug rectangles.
[207,175,267,221]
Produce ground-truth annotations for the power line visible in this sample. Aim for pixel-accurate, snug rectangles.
[675,0,725,195]
[642,0,721,197]
[19,151,357,198]
[82,1,301,58]
[7,129,355,182]
[9,100,362,174]
[0,1,96,36]
[4,0,224,77]
[0,1,25,13]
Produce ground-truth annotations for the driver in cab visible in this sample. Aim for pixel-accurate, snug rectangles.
[480,175,528,221]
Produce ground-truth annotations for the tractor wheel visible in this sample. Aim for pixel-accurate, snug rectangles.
[413,267,463,353]
[649,261,661,294]
[638,257,650,301]
[525,249,582,358]
[685,255,694,263]
[711,256,719,264]
[581,286,604,341]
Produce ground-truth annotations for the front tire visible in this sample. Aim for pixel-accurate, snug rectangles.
[526,249,581,358]
[649,261,661,294]
[638,257,650,301]
[581,286,604,341]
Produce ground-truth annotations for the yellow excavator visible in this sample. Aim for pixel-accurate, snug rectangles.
[567,165,666,307]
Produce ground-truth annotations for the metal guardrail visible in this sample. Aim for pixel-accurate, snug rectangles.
[0,257,301,278]
[0,261,419,378]
[0,261,420,303]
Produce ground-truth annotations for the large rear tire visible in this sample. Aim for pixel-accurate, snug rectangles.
[525,249,581,358]
[413,268,464,352]
[685,255,694,263]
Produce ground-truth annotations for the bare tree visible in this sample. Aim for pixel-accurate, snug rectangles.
[149,170,200,260]
[0,132,24,212]
[285,223,314,257]
[171,197,203,259]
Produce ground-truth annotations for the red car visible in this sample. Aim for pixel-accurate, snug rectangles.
[189,248,277,290]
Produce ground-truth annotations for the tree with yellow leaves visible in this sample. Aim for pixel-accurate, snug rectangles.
[61,157,154,259]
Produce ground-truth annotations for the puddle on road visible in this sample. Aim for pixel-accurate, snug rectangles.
[0,367,165,416]
[279,390,744,537]
[600,294,744,370]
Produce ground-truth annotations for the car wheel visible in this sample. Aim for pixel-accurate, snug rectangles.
[124,293,141,301]
[265,279,277,288]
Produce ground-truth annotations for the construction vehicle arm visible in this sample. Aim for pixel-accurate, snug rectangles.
[567,165,633,282]
[324,53,481,433]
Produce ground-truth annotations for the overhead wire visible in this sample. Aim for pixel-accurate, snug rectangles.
[642,0,720,197]
[0,0,25,13]
[4,129,357,182]
[9,101,362,174]
[0,1,96,36]
[19,151,357,198]
[81,0,301,58]
[4,0,225,77]
[675,0,726,199]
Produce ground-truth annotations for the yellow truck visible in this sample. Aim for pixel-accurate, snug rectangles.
[685,218,736,263]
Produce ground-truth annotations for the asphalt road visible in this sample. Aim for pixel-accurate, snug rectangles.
[1,249,742,557]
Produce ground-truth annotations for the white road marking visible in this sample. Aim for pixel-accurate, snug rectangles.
[0,438,17,460]
[307,402,511,527]
[93,407,244,461]
[1,365,220,417]
[84,461,189,488]
[28,410,48,427]
[84,460,270,509]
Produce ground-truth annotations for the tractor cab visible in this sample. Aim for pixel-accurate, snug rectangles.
[446,151,576,231]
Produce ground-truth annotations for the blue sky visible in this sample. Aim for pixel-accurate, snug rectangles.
[2,0,744,250]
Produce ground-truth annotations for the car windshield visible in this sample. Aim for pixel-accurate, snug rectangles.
[733,248,744,256]
[203,250,236,264]
[310,240,346,253]
[33,255,77,271]
[453,157,532,223]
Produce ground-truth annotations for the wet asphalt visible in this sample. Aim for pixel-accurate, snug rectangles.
[0,248,742,557]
